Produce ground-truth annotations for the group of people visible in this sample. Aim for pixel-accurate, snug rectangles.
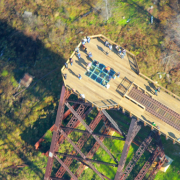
[64,37,124,81]
[64,36,92,81]
[104,41,126,59]
[115,45,126,59]
[63,58,73,80]
[75,36,92,60]
[82,36,91,45]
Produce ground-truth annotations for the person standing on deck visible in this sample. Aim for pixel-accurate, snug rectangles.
[120,52,125,59]
[63,74,67,80]
[75,47,79,53]
[88,52,92,58]
[95,61,99,67]
[78,74,82,80]
[152,122,156,126]
[109,44,112,51]
[82,38,87,45]
[122,49,126,56]
[105,66,111,73]
[70,58,73,66]
[105,41,109,47]
[86,62,92,72]
[155,89,158,96]
[77,53,81,59]
[117,72,120,77]
[65,62,68,69]
[87,36,90,43]
[115,45,119,51]
[118,48,122,54]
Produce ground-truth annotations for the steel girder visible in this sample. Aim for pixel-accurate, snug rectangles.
[55,152,118,167]
[56,111,103,178]
[102,109,126,138]
[134,147,161,180]
[44,85,70,180]
[114,118,141,180]
[120,131,155,180]
[74,123,111,179]
[65,102,117,163]
[58,128,105,180]
[59,126,124,140]
[54,104,88,152]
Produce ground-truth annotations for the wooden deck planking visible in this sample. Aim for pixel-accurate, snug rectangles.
[62,37,180,143]
[134,74,180,114]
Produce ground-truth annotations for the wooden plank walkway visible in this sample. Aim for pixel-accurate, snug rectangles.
[128,87,180,131]
[62,35,180,144]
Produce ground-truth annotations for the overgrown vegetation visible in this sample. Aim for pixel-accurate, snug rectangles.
[0,0,180,179]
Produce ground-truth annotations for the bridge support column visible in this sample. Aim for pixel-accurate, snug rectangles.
[114,118,141,180]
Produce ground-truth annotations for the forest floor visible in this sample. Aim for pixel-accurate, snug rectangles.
[0,0,180,179]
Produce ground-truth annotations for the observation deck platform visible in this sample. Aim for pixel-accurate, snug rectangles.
[61,35,180,144]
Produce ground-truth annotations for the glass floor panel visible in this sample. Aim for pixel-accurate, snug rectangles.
[94,69,100,75]
[90,65,95,72]
[99,72,106,78]
[85,60,115,87]
[85,71,92,77]
[99,64,105,70]
[96,77,103,84]
[91,74,97,80]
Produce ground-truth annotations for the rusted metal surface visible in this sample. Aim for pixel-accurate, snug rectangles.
[134,147,161,180]
[147,155,166,180]
[114,118,141,180]
[44,85,70,180]
[74,124,110,179]
[102,109,126,138]
[60,129,86,158]
[120,131,154,180]
[66,99,91,106]
[57,129,105,180]
[54,154,78,180]
[146,134,166,180]
[60,126,124,140]
[128,87,180,131]
[66,102,117,162]
[55,152,118,167]
[56,111,103,178]
[54,105,90,152]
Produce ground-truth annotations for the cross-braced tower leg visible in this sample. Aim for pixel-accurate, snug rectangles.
[120,131,155,180]
[65,102,117,163]
[114,118,141,180]
[44,85,70,180]
[55,111,103,178]
[134,134,166,180]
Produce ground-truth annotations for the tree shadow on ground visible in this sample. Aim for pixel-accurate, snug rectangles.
[0,20,69,179]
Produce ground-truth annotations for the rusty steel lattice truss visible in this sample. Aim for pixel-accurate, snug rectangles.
[134,135,166,180]
[119,131,155,180]
[44,85,166,180]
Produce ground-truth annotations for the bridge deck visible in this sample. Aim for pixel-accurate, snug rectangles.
[62,36,180,143]
[128,87,180,131]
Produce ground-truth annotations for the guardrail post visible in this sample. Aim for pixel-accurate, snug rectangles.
[143,122,147,126]
[122,108,125,114]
